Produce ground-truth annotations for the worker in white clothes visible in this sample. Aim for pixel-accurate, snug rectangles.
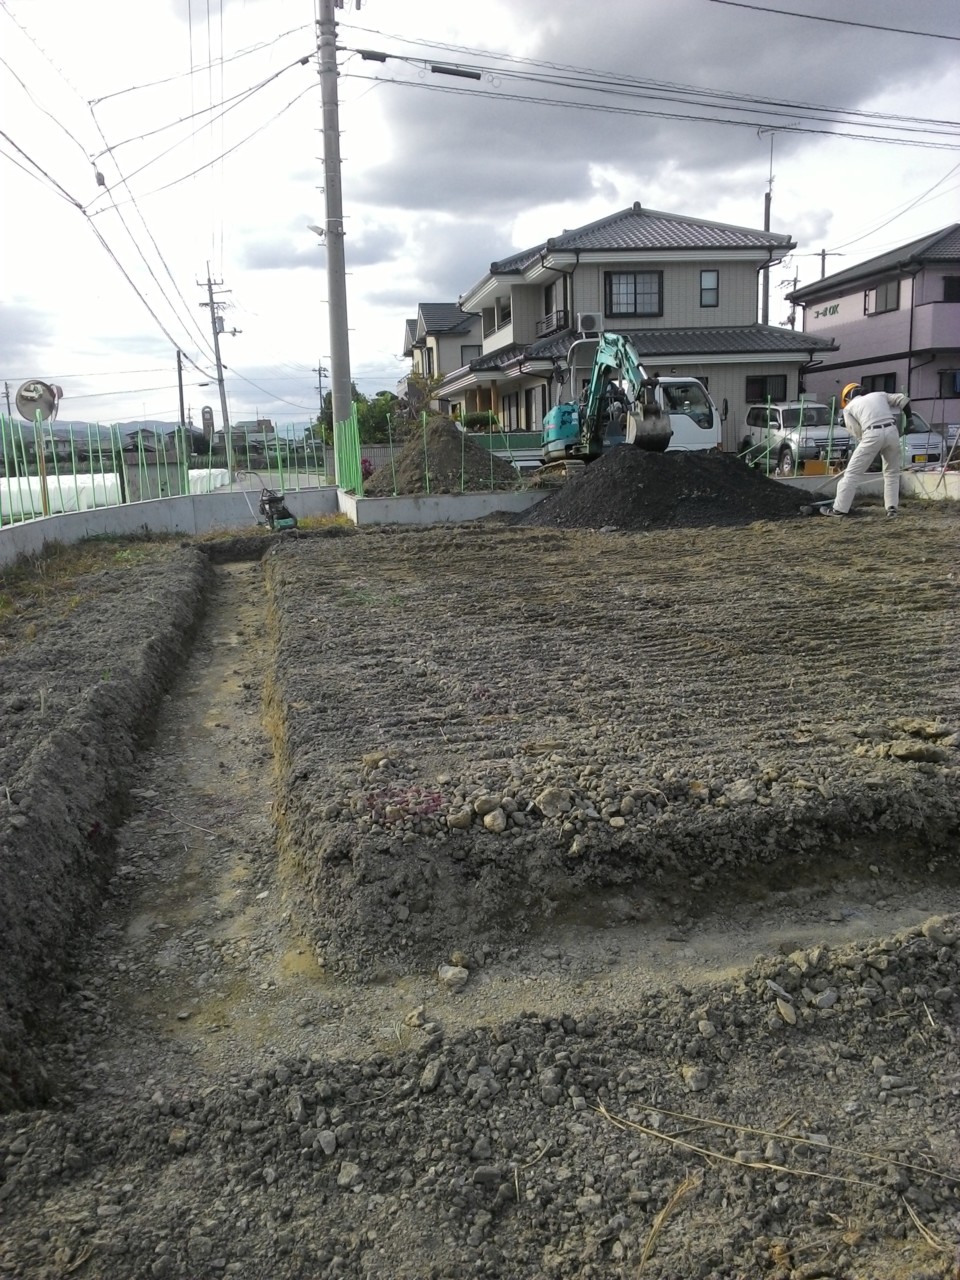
[826,382,910,518]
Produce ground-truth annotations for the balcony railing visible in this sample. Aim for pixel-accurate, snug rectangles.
[535,308,569,338]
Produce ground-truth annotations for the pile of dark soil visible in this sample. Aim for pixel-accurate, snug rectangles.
[364,416,520,496]
[518,446,808,529]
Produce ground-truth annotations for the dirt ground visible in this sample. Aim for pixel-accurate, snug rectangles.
[0,501,959,1280]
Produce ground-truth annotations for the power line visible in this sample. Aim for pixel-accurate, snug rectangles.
[0,129,83,205]
[0,139,72,196]
[0,0,87,102]
[345,74,960,151]
[0,52,92,160]
[705,1,960,42]
[50,368,173,378]
[224,370,318,409]
[89,84,320,211]
[341,23,960,132]
[90,23,311,105]
[0,5,218,366]
[88,108,218,360]
[66,383,189,399]
[86,54,315,203]
[826,160,960,251]
[0,129,213,378]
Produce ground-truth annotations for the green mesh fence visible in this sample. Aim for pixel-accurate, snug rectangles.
[0,417,337,527]
[333,405,364,495]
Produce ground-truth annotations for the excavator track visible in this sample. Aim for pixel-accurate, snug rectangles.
[526,459,586,486]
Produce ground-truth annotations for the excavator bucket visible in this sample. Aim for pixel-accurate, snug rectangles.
[624,406,672,452]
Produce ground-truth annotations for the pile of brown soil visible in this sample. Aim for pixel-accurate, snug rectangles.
[517,446,809,529]
[364,416,521,495]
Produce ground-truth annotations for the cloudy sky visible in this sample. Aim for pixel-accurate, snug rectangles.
[1,0,958,425]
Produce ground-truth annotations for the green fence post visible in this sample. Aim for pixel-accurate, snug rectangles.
[0,417,11,526]
[386,414,398,496]
[421,411,431,495]
[136,433,149,501]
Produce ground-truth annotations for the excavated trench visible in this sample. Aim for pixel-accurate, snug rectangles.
[1,513,959,1279]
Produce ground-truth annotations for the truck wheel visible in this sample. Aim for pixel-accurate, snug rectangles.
[778,445,797,476]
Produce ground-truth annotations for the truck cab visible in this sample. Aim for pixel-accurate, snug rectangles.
[742,401,850,476]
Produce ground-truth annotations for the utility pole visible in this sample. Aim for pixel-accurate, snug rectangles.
[760,130,774,326]
[200,265,235,474]
[317,0,353,440]
[820,249,844,279]
[315,360,329,422]
[3,381,12,419]
[176,350,187,432]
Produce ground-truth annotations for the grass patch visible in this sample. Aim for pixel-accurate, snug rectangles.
[0,536,179,620]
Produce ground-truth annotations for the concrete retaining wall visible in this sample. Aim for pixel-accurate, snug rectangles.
[338,488,544,526]
[1,469,954,568]
[0,487,340,566]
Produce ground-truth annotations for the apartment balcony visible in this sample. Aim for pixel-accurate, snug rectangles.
[535,309,569,338]
[912,302,960,352]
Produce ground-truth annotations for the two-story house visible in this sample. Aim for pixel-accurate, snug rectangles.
[399,303,482,398]
[786,224,960,427]
[426,203,836,450]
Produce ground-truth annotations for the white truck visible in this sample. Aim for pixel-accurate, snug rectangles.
[541,333,722,467]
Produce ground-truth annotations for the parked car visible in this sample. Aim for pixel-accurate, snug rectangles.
[741,401,850,475]
[868,412,959,470]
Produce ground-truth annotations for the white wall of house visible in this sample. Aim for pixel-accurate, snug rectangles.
[569,259,762,329]
[798,265,960,425]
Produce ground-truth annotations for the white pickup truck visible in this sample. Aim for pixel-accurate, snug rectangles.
[741,401,851,476]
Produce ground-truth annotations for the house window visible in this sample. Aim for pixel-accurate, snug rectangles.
[496,297,512,327]
[524,385,547,431]
[866,280,900,315]
[861,372,897,393]
[605,271,663,317]
[700,270,719,308]
[944,277,960,302]
[501,392,519,430]
[423,348,434,377]
[939,370,960,398]
[745,374,787,403]
[460,344,481,366]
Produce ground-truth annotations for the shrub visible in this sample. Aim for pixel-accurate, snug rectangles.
[461,412,500,431]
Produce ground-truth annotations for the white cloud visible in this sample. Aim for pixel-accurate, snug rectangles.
[1,0,957,422]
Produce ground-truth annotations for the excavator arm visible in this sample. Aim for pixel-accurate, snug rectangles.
[541,332,673,467]
[579,334,668,455]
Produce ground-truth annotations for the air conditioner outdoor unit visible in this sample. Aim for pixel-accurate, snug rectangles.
[577,311,602,335]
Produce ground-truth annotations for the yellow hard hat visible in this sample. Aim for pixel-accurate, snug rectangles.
[841,382,863,408]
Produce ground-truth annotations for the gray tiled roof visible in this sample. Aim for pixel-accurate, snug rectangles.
[491,203,794,274]
[468,325,834,373]
[530,325,836,359]
[418,303,476,333]
[789,224,960,301]
[470,343,528,372]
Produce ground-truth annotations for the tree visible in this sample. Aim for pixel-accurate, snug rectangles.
[357,391,400,443]
[390,371,444,439]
